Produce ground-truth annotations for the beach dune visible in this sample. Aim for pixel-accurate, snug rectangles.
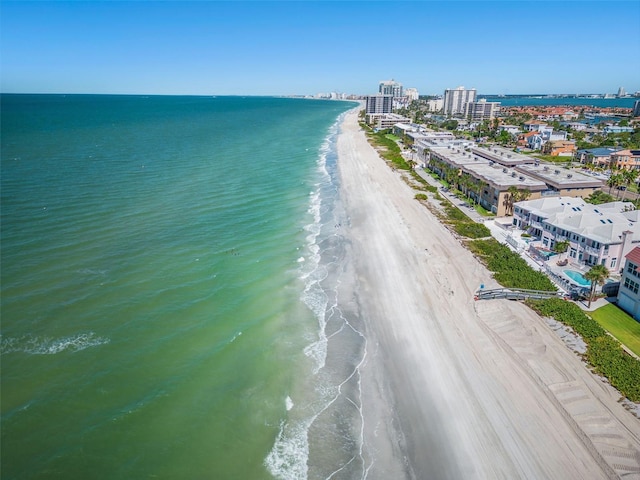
[336,107,640,479]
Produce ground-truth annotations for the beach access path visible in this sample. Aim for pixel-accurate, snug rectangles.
[336,107,640,479]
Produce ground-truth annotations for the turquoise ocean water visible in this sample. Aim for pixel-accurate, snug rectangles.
[1,95,359,479]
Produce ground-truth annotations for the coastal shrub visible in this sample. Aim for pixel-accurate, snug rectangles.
[528,298,640,402]
[366,131,411,170]
[452,222,491,239]
[415,193,428,201]
[442,203,468,222]
[468,239,556,291]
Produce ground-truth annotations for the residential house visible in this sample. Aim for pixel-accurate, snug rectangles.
[513,197,639,271]
[523,121,553,134]
[617,247,640,321]
[517,131,538,149]
[498,125,521,135]
[543,140,577,157]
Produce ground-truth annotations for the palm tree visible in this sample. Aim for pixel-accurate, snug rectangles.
[553,240,570,261]
[584,264,609,308]
[607,173,624,197]
[503,186,519,216]
[620,169,639,201]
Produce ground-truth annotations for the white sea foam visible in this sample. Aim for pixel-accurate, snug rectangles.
[297,257,305,263]
[0,332,110,355]
[265,420,309,480]
[267,115,347,480]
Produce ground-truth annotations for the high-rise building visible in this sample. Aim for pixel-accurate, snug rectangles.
[404,88,419,102]
[365,94,394,114]
[443,86,477,116]
[379,79,404,98]
[617,86,626,97]
[633,100,640,117]
[467,99,501,121]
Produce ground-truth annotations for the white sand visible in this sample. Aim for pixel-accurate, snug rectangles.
[336,108,640,479]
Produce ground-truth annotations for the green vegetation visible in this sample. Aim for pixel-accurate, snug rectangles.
[365,129,411,170]
[453,222,492,239]
[415,193,428,201]
[532,154,573,164]
[528,298,640,402]
[467,238,557,291]
[585,190,617,205]
[429,197,491,239]
[409,171,437,192]
[589,304,640,357]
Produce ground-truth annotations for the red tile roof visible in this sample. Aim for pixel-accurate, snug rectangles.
[626,247,640,265]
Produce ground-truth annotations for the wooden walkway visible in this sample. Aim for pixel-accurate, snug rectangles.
[475,287,563,301]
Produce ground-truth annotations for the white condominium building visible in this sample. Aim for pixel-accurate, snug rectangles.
[379,79,404,98]
[443,86,477,116]
[404,88,419,102]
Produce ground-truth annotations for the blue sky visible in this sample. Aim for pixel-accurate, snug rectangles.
[1,1,639,96]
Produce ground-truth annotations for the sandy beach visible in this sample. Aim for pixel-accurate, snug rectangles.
[336,107,640,479]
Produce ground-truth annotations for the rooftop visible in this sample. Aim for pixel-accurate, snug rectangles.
[516,197,638,244]
[516,164,604,188]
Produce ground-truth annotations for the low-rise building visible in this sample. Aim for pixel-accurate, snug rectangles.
[427,146,546,215]
[513,197,639,271]
[575,147,622,168]
[610,149,640,171]
[617,247,640,321]
[366,113,411,129]
[603,125,635,134]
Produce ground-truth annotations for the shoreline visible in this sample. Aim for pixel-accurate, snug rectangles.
[335,107,640,478]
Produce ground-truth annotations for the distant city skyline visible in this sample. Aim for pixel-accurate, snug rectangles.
[1,1,639,96]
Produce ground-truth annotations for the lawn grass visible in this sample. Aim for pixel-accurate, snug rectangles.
[589,303,640,357]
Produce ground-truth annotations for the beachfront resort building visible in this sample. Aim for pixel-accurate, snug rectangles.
[617,247,640,321]
[513,197,639,271]
[443,86,477,116]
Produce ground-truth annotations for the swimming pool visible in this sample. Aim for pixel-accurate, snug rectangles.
[563,269,591,287]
